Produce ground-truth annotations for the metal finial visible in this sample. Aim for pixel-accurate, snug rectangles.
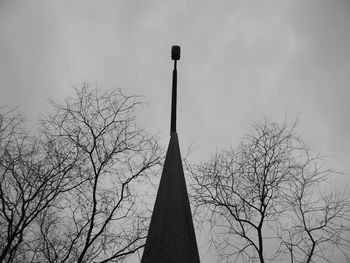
[171,46,181,60]
[170,45,180,134]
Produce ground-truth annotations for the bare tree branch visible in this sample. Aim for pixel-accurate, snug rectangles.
[188,119,350,263]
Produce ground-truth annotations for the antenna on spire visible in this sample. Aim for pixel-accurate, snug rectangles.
[171,45,180,135]
[141,45,200,263]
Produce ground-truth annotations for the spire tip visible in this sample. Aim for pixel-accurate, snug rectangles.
[171,45,181,60]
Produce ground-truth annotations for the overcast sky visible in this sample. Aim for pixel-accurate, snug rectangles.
[1,1,349,262]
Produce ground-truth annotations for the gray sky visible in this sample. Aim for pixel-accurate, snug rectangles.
[1,1,350,262]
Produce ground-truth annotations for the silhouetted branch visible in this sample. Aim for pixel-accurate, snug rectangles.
[189,119,350,263]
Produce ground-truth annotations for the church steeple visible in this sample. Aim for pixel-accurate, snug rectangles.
[141,46,200,263]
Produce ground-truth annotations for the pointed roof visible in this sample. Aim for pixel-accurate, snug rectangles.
[141,132,200,263]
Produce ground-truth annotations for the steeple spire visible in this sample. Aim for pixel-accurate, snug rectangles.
[141,46,200,263]
[171,45,180,134]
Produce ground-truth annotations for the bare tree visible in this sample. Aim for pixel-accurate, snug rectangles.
[0,108,78,263]
[31,85,162,263]
[0,85,162,263]
[188,120,350,263]
[277,167,350,262]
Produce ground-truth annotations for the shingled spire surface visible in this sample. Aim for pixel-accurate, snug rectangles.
[141,46,200,263]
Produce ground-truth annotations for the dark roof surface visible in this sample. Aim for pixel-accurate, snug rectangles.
[141,132,200,263]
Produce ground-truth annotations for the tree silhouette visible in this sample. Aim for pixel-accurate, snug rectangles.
[0,85,163,263]
[0,108,78,262]
[189,120,350,263]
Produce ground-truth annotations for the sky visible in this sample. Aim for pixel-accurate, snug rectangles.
[1,1,350,262]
